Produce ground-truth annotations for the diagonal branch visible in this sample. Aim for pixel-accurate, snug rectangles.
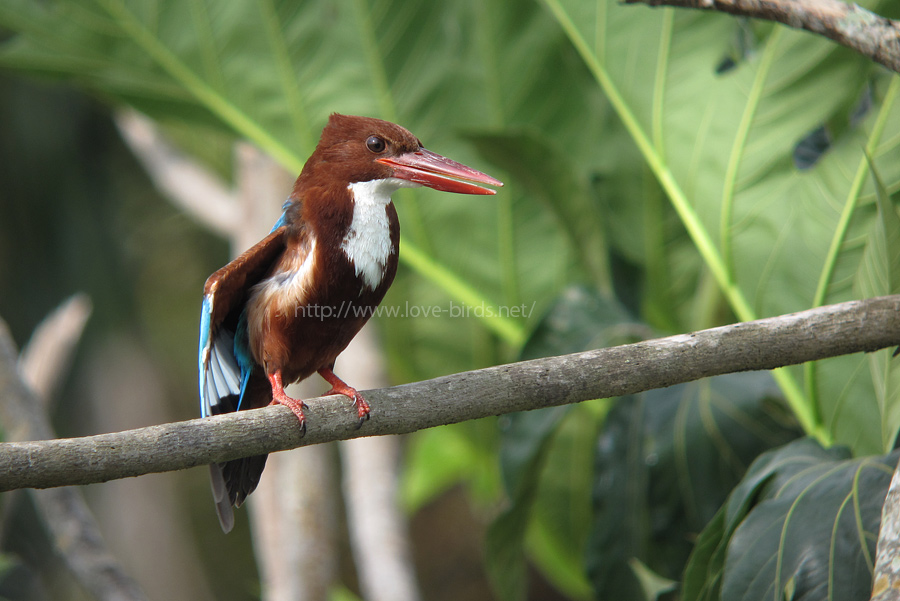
[19,293,92,406]
[1,295,899,492]
[624,0,900,75]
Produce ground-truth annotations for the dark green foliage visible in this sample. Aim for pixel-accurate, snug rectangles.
[685,440,896,601]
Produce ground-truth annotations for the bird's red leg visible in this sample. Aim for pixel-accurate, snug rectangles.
[267,371,308,435]
[318,366,370,428]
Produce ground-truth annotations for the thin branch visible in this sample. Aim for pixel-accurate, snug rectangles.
[0,319,148,601]
[1,295,899,492]
[19,293,92,406]
[624,0,900,74]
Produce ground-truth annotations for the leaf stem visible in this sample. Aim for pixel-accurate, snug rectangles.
[720,27,782,278]
[651,10,673,155]
[400,240,526,346]
[804,75,900,416]
[257,0,315,152]
[95,0,305,173]
[813,75,900,308]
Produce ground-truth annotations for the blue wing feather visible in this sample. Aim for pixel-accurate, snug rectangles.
[199,206,290,419]
[270,200,290,232]
[233,310,254,412]
[197,202,299,532]
[199,295,243,418]
[198,295,215,418]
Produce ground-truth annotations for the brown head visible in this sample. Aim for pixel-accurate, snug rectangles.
[295,113,503,195]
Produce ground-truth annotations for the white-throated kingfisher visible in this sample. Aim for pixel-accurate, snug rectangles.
[198,114,502,532]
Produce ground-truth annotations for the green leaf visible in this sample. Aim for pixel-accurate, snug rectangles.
[525,402,601,600]
[400,414,503,514]
[328,585,362,601]
[682,504,728,601]
[402,424,490,512]
[714,440,895,601]
[628,558,678,601]
[0,0,584,369]
[587,373,800,600]
[854,159,900,299]
[519,286,645,359]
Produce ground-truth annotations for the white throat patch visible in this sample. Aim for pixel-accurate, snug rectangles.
[341,178,408,289]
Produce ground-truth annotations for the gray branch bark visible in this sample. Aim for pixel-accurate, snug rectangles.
[1,295,899,492]
[624,0,900,74]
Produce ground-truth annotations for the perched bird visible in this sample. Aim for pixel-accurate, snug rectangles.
[198,114,502,532]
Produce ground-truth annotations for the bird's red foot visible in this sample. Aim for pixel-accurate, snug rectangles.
[267,371,308,436]
[318,367,370,429]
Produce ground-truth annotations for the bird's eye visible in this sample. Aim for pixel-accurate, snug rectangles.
[366,135,386,154]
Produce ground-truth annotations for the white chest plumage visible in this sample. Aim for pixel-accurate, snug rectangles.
[341,178,404,290]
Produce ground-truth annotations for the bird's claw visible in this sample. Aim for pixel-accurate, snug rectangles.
[351,393,371,429]
[269,395,308,436]
[324,386,371,428]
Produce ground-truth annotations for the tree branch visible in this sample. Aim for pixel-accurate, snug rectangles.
[624,0,900,74]
[19,293,92,406]
[1,295,899,492]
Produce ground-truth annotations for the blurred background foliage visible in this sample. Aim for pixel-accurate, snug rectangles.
[1,0,900,600]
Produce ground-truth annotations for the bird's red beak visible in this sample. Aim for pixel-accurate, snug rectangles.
[378,148,503,195]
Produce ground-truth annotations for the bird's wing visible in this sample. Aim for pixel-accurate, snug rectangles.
[199,225,288,419]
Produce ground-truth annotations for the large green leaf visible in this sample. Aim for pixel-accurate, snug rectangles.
[587,372,799,600]
[684,439,897,601]
[400,420,501,512]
